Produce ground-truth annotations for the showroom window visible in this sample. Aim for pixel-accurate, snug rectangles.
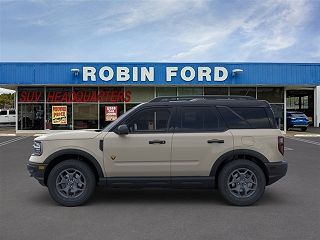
[204,87,228,95]
[156,87,177,97]
[178,87,203,95]
[18,103,44,130]
[73,103,98,130]
[46,87,73,130]
[230,87,256,98]
[126,87,154,103]
[18,87,45,130]
[257,87,284,103]
[46,104,72,130]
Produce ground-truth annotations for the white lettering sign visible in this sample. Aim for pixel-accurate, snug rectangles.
[214,67,228,81]
[83,67,96,81]
[82,66,229,82]
[99,66,113,81]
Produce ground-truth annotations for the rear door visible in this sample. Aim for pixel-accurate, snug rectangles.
[171,106,233,177]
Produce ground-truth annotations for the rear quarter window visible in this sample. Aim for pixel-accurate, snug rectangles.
[217,106,272,129]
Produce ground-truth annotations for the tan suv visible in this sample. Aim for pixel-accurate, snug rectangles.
[27,96,288,206]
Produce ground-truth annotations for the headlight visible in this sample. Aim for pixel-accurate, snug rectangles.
[32,141,42,156]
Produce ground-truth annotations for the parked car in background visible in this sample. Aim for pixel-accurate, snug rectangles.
[286,111,309,131]
[0,109,16,124]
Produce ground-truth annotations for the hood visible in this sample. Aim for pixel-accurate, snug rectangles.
[35,130,102,141]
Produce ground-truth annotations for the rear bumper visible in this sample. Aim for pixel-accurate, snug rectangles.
[27,162,47,186]
[290,124,308,127]
[288,121,308,127]
[264,161,288,185]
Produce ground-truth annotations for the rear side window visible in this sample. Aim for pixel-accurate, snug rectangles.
[217,106,272,129]
[176,107,226,132]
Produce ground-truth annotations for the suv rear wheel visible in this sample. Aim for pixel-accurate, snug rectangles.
[218,160,266,206]
[47,160,96,207]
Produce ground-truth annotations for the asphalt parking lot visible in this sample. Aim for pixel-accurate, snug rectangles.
[1,136,320,240]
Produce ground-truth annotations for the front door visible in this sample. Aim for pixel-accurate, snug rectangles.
[103,107,174,177]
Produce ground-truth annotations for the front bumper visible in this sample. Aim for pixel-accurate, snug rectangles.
[27,162,47,186]
[265,161,288,185]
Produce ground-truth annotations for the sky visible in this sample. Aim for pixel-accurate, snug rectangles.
[0,0,320,63]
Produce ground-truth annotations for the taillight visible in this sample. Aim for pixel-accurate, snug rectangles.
[278,136,284,155]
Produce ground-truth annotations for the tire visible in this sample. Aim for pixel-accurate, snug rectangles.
[47,160,96,207]
[301,127,307,131]
[218,160,266,206]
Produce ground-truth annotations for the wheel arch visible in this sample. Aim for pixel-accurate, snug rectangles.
[43,149,104,186]
[211,149,270,185]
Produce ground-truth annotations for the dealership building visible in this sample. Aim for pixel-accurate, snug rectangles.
[0,62,319,133]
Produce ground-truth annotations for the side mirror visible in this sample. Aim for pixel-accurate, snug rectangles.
[117,124,129,135]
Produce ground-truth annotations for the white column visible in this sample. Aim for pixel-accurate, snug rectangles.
[284,89,287,133]
[314,86,320,127]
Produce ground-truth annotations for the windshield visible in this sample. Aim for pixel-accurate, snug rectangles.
[102,103,145,132]
[291,113,307,118]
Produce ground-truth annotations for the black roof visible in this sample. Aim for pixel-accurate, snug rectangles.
[145,95,270,108]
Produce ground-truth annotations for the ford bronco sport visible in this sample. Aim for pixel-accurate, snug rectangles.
[27,96,288,206]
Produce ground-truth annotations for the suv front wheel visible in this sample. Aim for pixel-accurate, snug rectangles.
[47,160,96,207]
[218,160,266,206]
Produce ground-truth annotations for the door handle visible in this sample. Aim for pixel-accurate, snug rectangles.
[149,140,166,144]
[207,139,224,144]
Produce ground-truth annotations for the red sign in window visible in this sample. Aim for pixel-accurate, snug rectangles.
[18,91,44,102]
[46,91,73,102]
[18,90,132,102]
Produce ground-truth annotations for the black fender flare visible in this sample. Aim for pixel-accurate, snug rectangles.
[43,149,104,182]
[210,149,269,178]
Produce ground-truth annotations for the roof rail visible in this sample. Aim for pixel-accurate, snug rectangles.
[149,95,255,103]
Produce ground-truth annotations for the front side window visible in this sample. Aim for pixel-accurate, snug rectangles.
[177,107,225,132]
[127,108,171,133]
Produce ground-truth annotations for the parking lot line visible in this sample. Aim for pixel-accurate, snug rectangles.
[285,136,320,146]
[0,136,28,147]
[284,147,294,151]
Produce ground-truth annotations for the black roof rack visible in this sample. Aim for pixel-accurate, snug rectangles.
[149,95,256,103]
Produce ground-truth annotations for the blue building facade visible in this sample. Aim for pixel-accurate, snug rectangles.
[0,62,319,132]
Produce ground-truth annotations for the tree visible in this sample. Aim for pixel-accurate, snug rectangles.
[0,93,15,109]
